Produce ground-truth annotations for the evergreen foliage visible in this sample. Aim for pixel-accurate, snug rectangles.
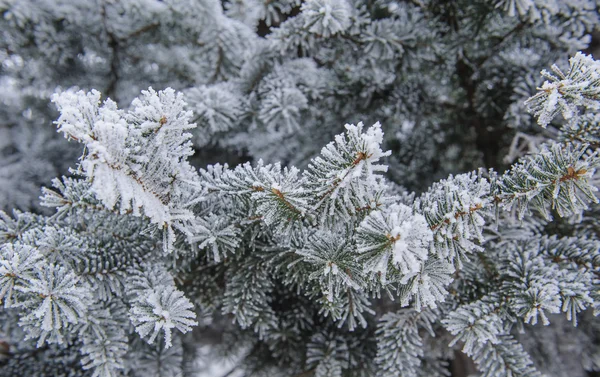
[1,1,600,376]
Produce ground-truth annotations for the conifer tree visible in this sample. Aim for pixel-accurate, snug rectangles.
[1,1,600,377]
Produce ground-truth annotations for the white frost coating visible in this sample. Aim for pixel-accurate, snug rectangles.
[189,214,240,263]
[356,203,432,282]
[526,52,600,127]
[301,0,351,38]
[416,172,491,266]
[499,0,560,22]
[305,121,391,219]
[130,286,197,348]
[259,86,308,133]
[18,264,91,346]
[519,285,561,325]
[500,0,536,19]
[185,83,243,135]
[52,87,201,254]
[296,230,362,303]
[0,243,44,307]
[400,259,453,311]
[333,122,390,195]
[443,299,503,354]
[347,121,391,176]
[50,89,103,142]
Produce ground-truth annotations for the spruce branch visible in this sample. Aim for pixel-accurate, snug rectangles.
[526,52,600,128]
[497,142,599,220]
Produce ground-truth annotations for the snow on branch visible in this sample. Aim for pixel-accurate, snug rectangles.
[416,172,492,267]
[125,264,197,348]
[52,88,203,253]
[498,142,599,220]
[300,0,352,38]
[526,52,600,127]
[355,203,432,283]
[305,121,391,219]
